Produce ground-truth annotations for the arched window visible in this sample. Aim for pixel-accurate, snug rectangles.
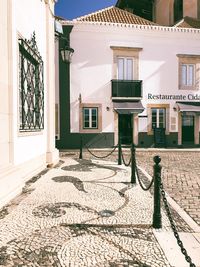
[174,0,183,23]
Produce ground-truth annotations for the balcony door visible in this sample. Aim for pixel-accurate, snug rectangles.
[117,57,134,80]
[119,114,133,145]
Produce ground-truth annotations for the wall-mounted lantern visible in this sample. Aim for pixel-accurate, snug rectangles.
[60,44,74,63]
[55,20,74,63]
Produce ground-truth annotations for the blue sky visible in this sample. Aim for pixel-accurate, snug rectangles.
[55,0,117,20]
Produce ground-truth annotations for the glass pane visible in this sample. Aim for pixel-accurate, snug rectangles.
[91,108,97,128]
[117,58,124,79]
[84,109,89,115]
[181,64,187,85]
[152,109,157,129]
[92,121,97,128]
[159,109,165,128]
[188,65,194,86]
[159,122,164,128]
[126,58,133,80]
[83,108,89,128]
[182,116,194,126]
[84,121,89,128]
[92,108,97,116]
[84,115,89,121]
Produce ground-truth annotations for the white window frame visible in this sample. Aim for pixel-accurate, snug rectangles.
[117,57,134,80]
[177,54,200,90]
[79,103,102,133]
[83,107,98,129]
[181,63,195,87]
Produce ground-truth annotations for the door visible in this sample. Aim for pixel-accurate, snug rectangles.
[119,114,132,145]
[182,115,194,143]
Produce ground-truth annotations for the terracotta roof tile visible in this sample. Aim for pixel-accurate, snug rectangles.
[73,6,158,26]
[174,16,200,29]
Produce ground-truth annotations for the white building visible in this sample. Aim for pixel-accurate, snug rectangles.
[0,0,59,207]
[57,6,200,149]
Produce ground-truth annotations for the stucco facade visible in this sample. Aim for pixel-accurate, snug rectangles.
[57,20,200,149]
[0,0,59,207]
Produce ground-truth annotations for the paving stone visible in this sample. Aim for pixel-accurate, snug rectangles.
[0,153,196,266]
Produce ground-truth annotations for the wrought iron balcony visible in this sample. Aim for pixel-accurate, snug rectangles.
[111,79,142,99]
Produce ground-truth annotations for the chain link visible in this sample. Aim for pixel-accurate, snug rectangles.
[121,148,132,167]
[84,142,196,267]
[85,144,118,159]
[160,182,196,267]
[134,156,154,191]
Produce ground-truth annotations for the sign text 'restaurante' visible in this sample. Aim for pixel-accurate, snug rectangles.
[148,94,200,100]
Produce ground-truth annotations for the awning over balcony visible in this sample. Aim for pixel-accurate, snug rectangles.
[176,102,200,113]
[113,101,144,114]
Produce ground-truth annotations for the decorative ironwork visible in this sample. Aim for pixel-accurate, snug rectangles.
[19,32,44,131]
[160,182,196,267]
[111,79,142,98]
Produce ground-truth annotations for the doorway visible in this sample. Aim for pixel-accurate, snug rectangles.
[182,115,194,143]
[119,114,132,145]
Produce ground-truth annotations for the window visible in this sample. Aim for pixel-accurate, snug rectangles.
[79,103,102,133]
[110,46,142,81]
[181,64,195,86]
[151,108,165,129]
[182,115,194,127]
[117,57,133,80]
[83,107,98,129]
[177,54,200,90]
[19,33,44,132]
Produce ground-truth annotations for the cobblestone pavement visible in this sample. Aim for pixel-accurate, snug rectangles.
[0,156,189,267]
[0,152,199,266]
[67,149,200,226]
[136,151,200,226]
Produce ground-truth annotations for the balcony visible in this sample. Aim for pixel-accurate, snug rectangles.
[111,79,142,100]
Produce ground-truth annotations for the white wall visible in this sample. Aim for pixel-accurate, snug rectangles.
[0,0,58,208]
[12,0,47,164]
[0,0,12,169]
[70,23,200,134]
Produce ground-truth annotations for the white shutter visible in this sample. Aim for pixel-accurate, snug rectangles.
[126,58,133,80]
[117,58,124,79]
[188,64,194,86]
[181,64,187,85]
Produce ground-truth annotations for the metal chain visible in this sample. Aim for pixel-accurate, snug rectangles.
[121,148,131,167]
[135,157,154,191]
[85,144,118,159]
[160,182,196,267]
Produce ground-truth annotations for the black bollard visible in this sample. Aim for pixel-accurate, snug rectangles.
[79,135,83,159]
[118,138,122,165]
[131,143,136,184]
[152,155,162,229]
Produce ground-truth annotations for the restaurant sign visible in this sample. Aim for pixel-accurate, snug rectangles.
[148,93,200,101]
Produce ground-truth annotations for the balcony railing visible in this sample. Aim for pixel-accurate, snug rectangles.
[111,79,142,99]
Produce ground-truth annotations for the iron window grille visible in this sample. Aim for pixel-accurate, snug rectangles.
[19,32,44,132]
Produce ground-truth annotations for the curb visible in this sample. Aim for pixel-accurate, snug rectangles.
[137,165,200,233]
